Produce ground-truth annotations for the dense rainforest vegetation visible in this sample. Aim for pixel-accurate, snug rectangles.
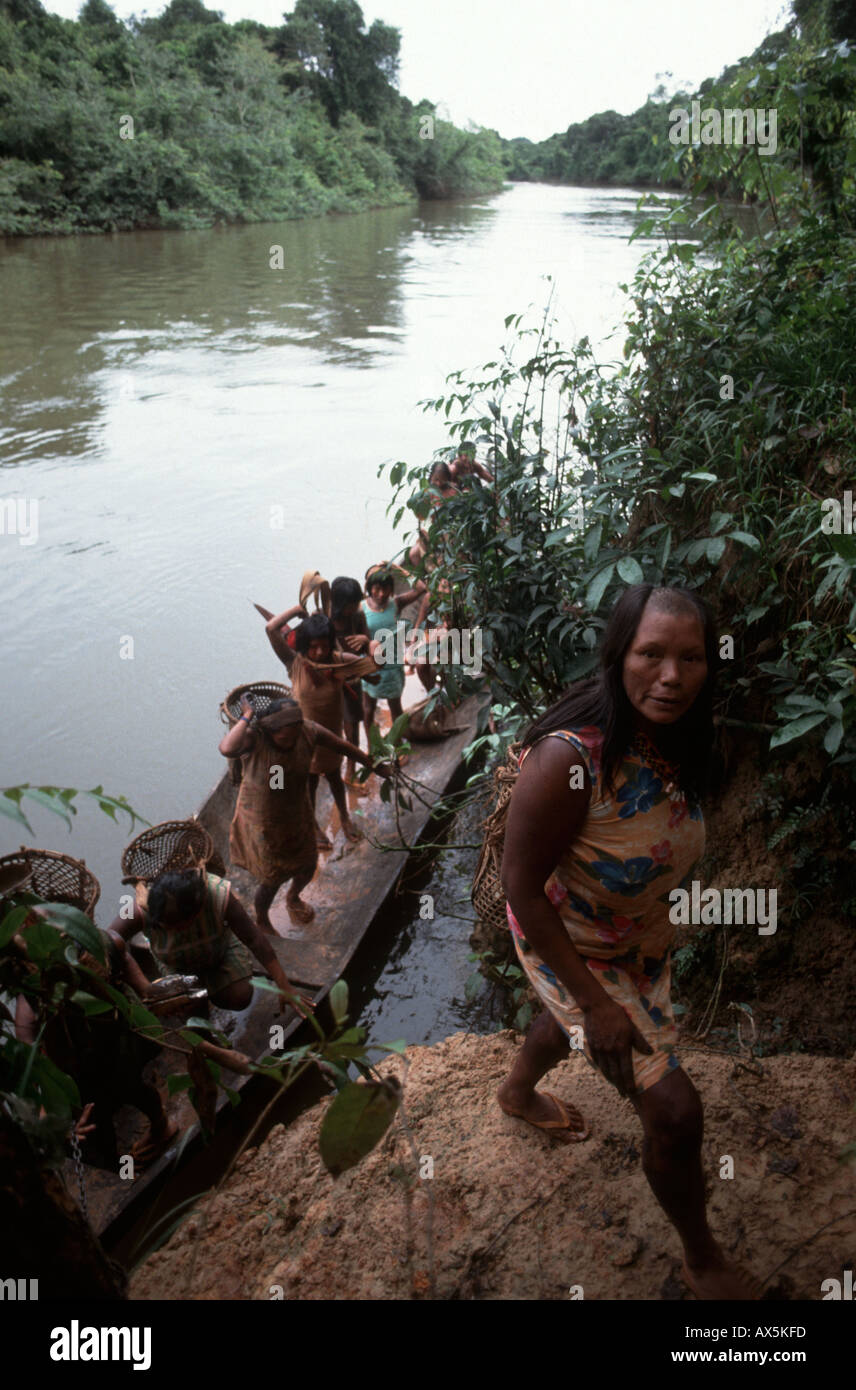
[0,0,507,234]
[3,0,855,236]
[387,0,856,1047]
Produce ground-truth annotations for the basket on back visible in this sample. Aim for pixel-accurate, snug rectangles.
[470,744,521,937]
[121,820,216,887]
[0,847,100,917]
[220,680,292,786]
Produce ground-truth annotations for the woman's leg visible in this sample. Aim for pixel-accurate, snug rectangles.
[497,1010,581,1129]
[326,770,360,841]
[308,772,331,849]
[343,717,359,786]
[631,1068,760,1298]
[254,880,281,932]
[285,861,316,925]
[363,692,377,747]
[388,696,403,721]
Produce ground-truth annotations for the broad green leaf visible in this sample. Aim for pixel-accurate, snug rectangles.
[829,534,856,562]
[727,531,761,551]
[35,903,105,962]
[586,563,614,612]
[824,721,844,756]
[318,1079,401,1177]
[705,537,726,564]
[769,712,827,749]
[69,991,113,1016]
[0,798,31,829]
[0,904,33,948]
[617,557,644,585]
[329,979,349,1025]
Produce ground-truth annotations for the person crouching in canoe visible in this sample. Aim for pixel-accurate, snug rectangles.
[107,867,312,1016]
[219,696,391,930]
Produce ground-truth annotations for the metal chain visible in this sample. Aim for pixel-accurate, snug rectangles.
[69,1124,89,1223]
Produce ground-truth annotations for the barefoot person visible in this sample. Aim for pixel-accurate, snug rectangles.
[497,584,761,1300]
[329,575,378,793]
[265,608,380,846]
[219,696,389,928]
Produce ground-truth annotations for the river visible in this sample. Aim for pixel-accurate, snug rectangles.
[1,181,670,921]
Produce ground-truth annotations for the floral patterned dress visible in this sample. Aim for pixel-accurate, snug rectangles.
[506,726,705,1093]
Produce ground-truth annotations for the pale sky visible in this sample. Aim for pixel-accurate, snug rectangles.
[46,0,791,141]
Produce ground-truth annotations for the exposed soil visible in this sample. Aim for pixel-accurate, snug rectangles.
[130,1030,856,1302]
[676,742,856,1055]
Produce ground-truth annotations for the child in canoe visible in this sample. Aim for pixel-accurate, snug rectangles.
[361,564,426,747]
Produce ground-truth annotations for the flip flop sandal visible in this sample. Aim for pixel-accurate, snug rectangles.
[681,1258,764,1301]
[499,1090,591,1141]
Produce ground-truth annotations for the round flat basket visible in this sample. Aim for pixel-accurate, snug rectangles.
[0,847,100,917]
[220,680,292,728]
[121,819,214,886]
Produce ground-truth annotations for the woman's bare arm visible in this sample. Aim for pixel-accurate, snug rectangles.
[219,695,257,758]
[224,895,313,1013]
[309,721,390,773]
[104,900,147,943]
[265,604,307,672]
[502,737,651,1096]
[395,584,428,611]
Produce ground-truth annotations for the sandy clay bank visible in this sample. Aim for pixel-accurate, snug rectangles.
[131,1031,856,1301]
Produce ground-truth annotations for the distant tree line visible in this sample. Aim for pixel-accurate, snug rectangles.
[508,0,856,193]
[1,0,852,234]
[0,0,507,234]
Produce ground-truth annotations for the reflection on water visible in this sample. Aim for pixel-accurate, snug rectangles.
[0,183,664,914]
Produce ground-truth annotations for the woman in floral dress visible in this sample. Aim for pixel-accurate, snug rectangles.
[498,584,761,1300]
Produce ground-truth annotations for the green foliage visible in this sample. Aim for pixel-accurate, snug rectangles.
[0,782,148,832]
[466,947,533,1030]
[318,1072,400,1176]
[0,0,504,236]
[384,197,856,793]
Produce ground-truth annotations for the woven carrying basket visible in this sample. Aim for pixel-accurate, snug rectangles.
[220,680,293,786]
[470,744,521,936]
[121,819,216,886]
[220,680,293,727]
[0,847,101,917]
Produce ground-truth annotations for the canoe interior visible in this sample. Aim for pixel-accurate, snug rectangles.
[78,687,487,1240]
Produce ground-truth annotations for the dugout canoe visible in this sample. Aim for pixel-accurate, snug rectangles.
[80,688,487,1250]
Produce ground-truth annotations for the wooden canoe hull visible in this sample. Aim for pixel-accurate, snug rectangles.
[83,690,487,1245]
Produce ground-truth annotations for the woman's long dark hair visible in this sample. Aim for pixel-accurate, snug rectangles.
[294,612,335,655]
[522,585,719,800]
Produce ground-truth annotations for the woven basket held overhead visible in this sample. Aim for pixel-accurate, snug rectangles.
[121,820,214,886]
[0,847,100,917]
[220,680,292,728]
[219,680,293,787]
[470,744,521,937]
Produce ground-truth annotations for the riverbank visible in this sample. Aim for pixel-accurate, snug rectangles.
[130,1030,856,1301]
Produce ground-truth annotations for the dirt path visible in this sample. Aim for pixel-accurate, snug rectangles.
[130,1031,856,1301]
